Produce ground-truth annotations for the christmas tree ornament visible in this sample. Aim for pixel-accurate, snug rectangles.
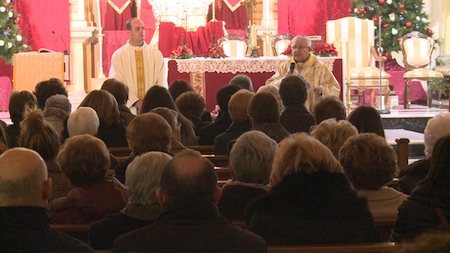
[0,40,4,47]
[406,21,412,28]
[369,6,375,12]
[3,30,9,36]
[422,18,427,22]
[379,0,385,4]
[383,23,389,28]
[389,13,395,21]
[399,16,404,22]
[414,4,419,10]
[372,17,379,22]
[415,24,420,30]
[428,29,432,35]
[8,11,13,17]
[7,42,12,48]
[387,0,392,4]
[365,0,370,2]
[416,16,420,21]
[16,34,22,41]
[391,28,398,35]
[6,0,11,3]
[359,7,366,13]
[399,3,405,9]
[0,6,6,12]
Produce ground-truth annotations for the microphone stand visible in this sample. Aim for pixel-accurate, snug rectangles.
[377,15,390,114]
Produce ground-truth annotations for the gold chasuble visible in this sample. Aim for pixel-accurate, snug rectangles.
[135,50,145,99]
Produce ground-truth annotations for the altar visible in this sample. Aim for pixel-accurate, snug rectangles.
[167,56,343,111]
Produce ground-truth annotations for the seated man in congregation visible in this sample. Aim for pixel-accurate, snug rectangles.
[199,84,241,145]
[214,89,254,155]
[266,35,340,112]
[279,75,315,134]
[0,148,94,252]
[248,92,290,143]
[33,78,68,111]
[113,151,267,252]
[89,151,172,250]
[115,112,172,183]
[339,133,408,219]
[218,131,277,221]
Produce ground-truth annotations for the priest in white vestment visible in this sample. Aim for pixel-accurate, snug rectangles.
[109,18,167,110]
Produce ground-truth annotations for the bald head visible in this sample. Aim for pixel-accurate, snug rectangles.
[158,152,220,204]
[0,148,51,207]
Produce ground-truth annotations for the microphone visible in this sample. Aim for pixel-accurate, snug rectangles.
[52,30,68,54]
[52,30,70,82]
[289,62,295,74]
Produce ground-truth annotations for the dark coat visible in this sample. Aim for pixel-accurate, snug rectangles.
[97,121,128,148]
[50,177,129,224]
[0,206,94,253]
[199,112,232,145]
[280,104,315,134]
[252,123,290,143]
[113,199,267,253]
[246,171,380,245]
[398,159,429,195]
[391,184,450,242]
[214,120,252,155]
[118,104,135,127]
[217,183,269,221]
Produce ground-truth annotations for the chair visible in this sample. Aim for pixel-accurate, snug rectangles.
[326,17,391,109]
[395,138,410,170]
[186,145,215,155]
[218,34,249,57]
[272,34,293,56]
[400,31,443,109]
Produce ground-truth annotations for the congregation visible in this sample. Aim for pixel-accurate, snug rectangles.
[0,72,449,252]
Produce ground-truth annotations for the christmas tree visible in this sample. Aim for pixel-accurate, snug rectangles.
[0,0,29,64]
[351,0,433,57]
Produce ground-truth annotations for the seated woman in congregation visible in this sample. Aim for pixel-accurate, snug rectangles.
[347,105,385,138]
[311,118,358,158]
[217,131,277,221]
[50,134,129,224]
[43,94,71,140]
[101,78,135,127]
[20,108,69,200]
[89,151,172,250]
[392,135,450,242]
[140,86,197,146]
[339,133,408,219]
[246,133,379,245]
[176,91,211,135]
[78,90,128,147]
[5,91,37,148]
[168,79,211,122]
[398,112,450,194]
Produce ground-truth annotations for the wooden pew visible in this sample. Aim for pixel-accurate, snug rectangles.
[108,147,132,157]
[187,145,215,155]
[374,218,397,242]
[395,138,410,169]
[268,242,401,253]
[203,154,229,167]
[51,224,89,243]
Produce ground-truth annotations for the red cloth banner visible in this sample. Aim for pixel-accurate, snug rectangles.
[277,0,350,38]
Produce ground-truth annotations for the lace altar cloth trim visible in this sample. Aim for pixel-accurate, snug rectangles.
[175,57,338,74]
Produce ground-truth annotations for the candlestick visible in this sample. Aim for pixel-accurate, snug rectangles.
[251,24,257,47]
[96,0,106,79]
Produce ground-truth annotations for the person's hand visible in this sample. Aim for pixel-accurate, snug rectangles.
[313,86,323,96]
[135,100,143,114]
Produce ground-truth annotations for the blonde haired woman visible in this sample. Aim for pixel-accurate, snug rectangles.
[246,133,379,245]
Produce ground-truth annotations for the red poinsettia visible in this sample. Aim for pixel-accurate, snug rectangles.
[281,44,292,56]
[312,42,338,57]
[169,44,195,59]
[202,42,227,58]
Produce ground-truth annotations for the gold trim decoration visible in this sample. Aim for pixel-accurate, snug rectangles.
[107,0,132,14]
[135,50,146,99]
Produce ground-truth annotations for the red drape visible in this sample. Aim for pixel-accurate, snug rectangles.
[158,21,225,57]
[277,0,351,38]
[0,0,70,80]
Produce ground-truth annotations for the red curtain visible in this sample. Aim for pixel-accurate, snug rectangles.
[158,21,224,57]
[0,0,70,80]
[277,0,351,38]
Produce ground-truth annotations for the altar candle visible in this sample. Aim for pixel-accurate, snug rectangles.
[251,24,257,47]
[266,0,270,32]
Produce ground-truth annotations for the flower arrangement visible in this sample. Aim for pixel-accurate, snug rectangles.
[312,42,338,57]
[169,44,196,59]
[281,44,291,56]
[202,42,227,58]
